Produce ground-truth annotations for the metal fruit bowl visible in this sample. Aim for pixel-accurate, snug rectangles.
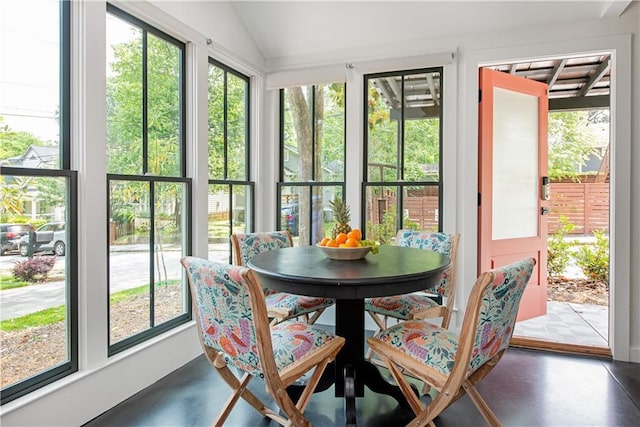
[316,244,372,260]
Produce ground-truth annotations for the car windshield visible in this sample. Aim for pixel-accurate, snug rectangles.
[8,225,31,232]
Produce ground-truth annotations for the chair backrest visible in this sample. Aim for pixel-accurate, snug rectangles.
[395,230,460,299]
[231,230,293,266]
[230,231,293,295]
[181,256,277,379]
[456,257,536,377]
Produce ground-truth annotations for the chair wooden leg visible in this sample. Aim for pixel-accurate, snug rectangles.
[213,367,271,425]
[421,382,432,396]
[385,360,423,415]
[268,383,312,427]
[366,312,387,361]
[408,384,456,427]
[368,311,388,332]
[295,358,330,413]
[307,308,326,325]
[462,379,501,427]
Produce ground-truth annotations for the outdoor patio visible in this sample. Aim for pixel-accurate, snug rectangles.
[514,301,608,348]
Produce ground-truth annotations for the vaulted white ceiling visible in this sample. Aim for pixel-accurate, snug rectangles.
[230,1,633,68]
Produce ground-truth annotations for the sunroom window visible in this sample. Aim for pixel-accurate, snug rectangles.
[208,58,253,263]
[0,0,77,404]
[106,4,191,355]
[364,68,443,243]
[278,84,346,246]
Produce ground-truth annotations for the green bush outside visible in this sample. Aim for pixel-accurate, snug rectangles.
[547,217,609,285]
[547,216,576,276]
[574,229,609,284]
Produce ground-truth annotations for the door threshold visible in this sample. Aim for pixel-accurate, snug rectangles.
[510,336,611,358]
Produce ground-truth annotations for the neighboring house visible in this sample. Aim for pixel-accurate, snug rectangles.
[3,145,58,169]
[283,145,343,204]
[282,144,343,181]
[2,145,59,219]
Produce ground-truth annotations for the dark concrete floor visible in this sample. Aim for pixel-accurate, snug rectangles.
[83,345,640,427]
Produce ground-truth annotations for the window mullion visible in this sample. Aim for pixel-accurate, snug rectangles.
[149,180,155,327]
[311,86,316,180]
[223,70,228,179]
[142,30,149,174]
[399,76,405,181]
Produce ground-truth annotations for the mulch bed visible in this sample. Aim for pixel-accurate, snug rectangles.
[546,276,609,306]
[0,285,181,388]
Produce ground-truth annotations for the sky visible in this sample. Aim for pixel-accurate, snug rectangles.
[0,1,136,145]
[0,0,60,143]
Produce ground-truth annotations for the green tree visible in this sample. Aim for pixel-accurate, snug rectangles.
[0,117,46,162]
[208,65,248,180]
[366,79,440,182]
[284,83,346,244]
[0,119,65,221]
[0,176,26,220]
[106,26,184,236]
[548,110,607,181]
[106,33,181,177]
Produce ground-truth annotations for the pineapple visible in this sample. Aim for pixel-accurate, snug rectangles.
[330,197,352,238]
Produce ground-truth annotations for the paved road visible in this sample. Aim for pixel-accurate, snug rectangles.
[0,245,230,321]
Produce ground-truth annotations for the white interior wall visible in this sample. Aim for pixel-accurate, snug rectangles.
[1,1,637,426]
[149,0,265,72]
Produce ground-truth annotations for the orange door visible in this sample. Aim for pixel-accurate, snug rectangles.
[478,68,549,321]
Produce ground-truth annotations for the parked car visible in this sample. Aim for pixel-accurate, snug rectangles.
[18,221,66,257]
[0,223,33,256]
[280,203,299,236]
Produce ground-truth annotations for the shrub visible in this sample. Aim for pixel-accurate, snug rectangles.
[367,206,398,245]
[547,216,577,276]
[574,230,609,284]
[13,256,56,282]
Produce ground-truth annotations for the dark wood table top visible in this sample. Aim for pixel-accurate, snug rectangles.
[247,245,451,299]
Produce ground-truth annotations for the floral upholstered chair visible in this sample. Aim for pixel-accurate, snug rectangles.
[181,257,345,427]
[231,231,335,325]
[365,230,460,331]
[367,257,536,426]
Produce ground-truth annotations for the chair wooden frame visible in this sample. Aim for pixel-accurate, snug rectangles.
[367,258,536,427]
[231,230,333,325]
[366,231,460,332]
[182,257,345,427]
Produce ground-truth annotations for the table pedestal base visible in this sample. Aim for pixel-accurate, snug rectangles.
[286,299,417,426]
[341,361,416,426]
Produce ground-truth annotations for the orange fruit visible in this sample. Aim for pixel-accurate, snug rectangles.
[335,233,348,245]
[319,237,330,246]
[339,243,347,247]
[326,239,338,247]
[347,229,362,241]
[345,237,359,247]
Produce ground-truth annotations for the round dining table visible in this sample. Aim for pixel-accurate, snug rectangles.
[247,244,451,425]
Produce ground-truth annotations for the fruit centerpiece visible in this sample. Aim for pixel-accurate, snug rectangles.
[317,197,379,259]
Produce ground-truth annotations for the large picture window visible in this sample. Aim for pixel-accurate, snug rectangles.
[208,59,253,263]
[106,5,190,354]
[0,0,77,404]
[363,68,443,243]
[279,84,346,246]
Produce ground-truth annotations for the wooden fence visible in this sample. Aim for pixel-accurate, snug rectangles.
[367,182,609,236]
[548,182,609,234]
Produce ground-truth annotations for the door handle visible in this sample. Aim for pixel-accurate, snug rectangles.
[541,207,550,215]
[542,177,551,200]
